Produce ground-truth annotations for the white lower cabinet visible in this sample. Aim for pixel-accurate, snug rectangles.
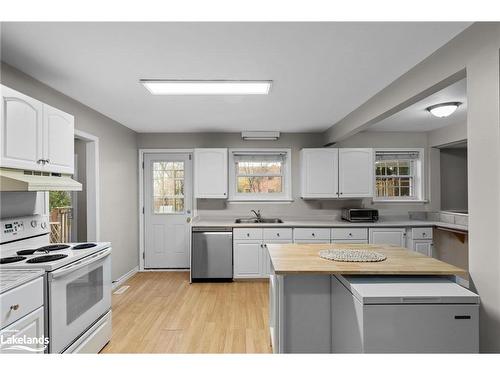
[412,240,433,257]
[0,306,45,354]
[369,228,407,247]
[234,228,292,278]
[407,227,434,257]
[233,241,262,278]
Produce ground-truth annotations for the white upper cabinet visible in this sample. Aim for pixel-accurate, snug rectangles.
[338,148,373,198]
[194,148,228,198]
[0,85,44,171]
[300,148,339,198]
[1,85,75,174]
[43,104,74,174]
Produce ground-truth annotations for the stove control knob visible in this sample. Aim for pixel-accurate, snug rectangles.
[31,220,37,228]
[41,222,47,229]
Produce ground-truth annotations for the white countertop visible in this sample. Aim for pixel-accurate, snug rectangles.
[191,217,468,232]
[0,268,45,294]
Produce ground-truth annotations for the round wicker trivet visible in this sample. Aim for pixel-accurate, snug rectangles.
[319,249,387,262]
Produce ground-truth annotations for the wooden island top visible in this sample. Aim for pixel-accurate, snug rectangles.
[266,243,467,277]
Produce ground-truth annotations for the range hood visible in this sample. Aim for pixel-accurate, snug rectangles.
[0,168,82,192]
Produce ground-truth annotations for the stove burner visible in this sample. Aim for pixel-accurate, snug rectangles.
[0,256,27,264]
[36,244,70,252]
[72,243,97,250]
[17,249,38,256]
[27,254,68,264]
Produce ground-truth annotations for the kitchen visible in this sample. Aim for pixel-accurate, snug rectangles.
[0,10,499,372]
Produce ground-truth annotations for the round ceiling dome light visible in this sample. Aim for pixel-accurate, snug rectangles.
[426,102,462,118]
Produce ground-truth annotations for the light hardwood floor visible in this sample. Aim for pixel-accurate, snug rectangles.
[101,272,271,353]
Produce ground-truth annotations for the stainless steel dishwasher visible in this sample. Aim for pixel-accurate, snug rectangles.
[191,227,233,281]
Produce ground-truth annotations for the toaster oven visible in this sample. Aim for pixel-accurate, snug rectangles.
[341,208,379,222]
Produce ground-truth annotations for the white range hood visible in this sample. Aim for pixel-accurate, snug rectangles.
[0,168,82,191]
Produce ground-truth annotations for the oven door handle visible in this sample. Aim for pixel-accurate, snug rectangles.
[50,248,111,280]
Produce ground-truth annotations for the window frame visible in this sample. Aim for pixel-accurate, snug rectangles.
[228,148,292,202]
[372,148,425,203]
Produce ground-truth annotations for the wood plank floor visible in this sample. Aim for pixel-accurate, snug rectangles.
[101,272,272,353]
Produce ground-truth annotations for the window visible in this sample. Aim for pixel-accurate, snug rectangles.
[153,161,185,213]
[229,149,292,201]
[374,149,423,201]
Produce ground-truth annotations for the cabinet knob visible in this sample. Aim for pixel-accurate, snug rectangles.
[277,233,280,237]
[247,233,250,237]
[349,233,352,236]
[312,233,315,237]
[45,159,50,164]
[10,304,19,311]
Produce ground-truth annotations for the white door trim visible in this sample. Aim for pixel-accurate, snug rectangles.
[138,149,194,271]
[74,129,100,242]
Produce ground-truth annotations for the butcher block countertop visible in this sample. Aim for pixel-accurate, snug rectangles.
[267,243,467,277]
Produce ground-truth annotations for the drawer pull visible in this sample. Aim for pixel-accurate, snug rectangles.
[312,233,315,237]
[277,233,280,237]
[10,304,20,311]
[247,233,250,237]
[454,315,471,320]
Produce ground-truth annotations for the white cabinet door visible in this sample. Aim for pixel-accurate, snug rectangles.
[300,148,339,198]
[43,104,74,174]
[413,240,433,257]
[0,306,45,354]
[194,148,228,198]
[0,85,44,170]
[233,241,262,278]
[369,228,406,247]
[338,148,373,198]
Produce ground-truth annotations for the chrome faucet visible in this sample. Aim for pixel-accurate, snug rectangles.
[250,209,262,220]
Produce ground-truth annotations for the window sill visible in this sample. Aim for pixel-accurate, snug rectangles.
[371,199,429,204]
[228,199,294,203]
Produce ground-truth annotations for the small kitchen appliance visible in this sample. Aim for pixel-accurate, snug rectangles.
[341,208,379,222]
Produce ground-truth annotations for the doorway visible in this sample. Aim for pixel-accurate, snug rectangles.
[143,152,193,269]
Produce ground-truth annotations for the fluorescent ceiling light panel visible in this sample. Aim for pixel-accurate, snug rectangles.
[141,80,272,95]
[426,102,462,118]
[241,131,280,140]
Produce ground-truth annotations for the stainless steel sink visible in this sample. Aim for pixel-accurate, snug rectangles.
[234,218,283,224]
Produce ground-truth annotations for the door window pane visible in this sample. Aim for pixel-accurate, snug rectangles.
[153,161,185,213]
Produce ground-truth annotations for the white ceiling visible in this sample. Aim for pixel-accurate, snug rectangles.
[0,22,471,133]
[367,78,467,132]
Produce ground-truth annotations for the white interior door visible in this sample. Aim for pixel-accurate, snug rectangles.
[144,153,192,269]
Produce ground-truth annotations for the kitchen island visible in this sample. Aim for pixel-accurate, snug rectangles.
[267,243,477,353]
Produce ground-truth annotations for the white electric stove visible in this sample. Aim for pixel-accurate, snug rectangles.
[0,215,112,353]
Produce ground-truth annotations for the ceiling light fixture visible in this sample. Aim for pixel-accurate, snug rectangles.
[140,80,272,95]
[241,131,280,141]
[426,102,462,118]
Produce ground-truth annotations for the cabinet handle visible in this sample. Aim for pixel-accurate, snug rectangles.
[37,159,45,164]
[45,159,50,164]
[340,192,343,195]
[349,233,352,236]
[312,233,315,237]
[277,233,280,237]
[10,304,19,311]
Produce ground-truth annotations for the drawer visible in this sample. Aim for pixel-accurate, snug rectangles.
[294,228,331,240]
[0,277,44,330]
[294,239,331,244]
[263,228,293,241]
[411,227,433,240]
[331,228,368,240]
[233,228,263,240]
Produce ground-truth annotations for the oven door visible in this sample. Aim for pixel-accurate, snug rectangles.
[48,248,112,353]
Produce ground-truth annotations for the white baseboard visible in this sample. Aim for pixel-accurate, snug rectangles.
[112,266,139,290]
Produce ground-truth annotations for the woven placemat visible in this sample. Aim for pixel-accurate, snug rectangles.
[319,249,387,262]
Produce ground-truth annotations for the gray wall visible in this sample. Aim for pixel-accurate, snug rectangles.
[138,132,363,219]
[323,23,500,352]
[440,148,468,211]
[1,62,139,282]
